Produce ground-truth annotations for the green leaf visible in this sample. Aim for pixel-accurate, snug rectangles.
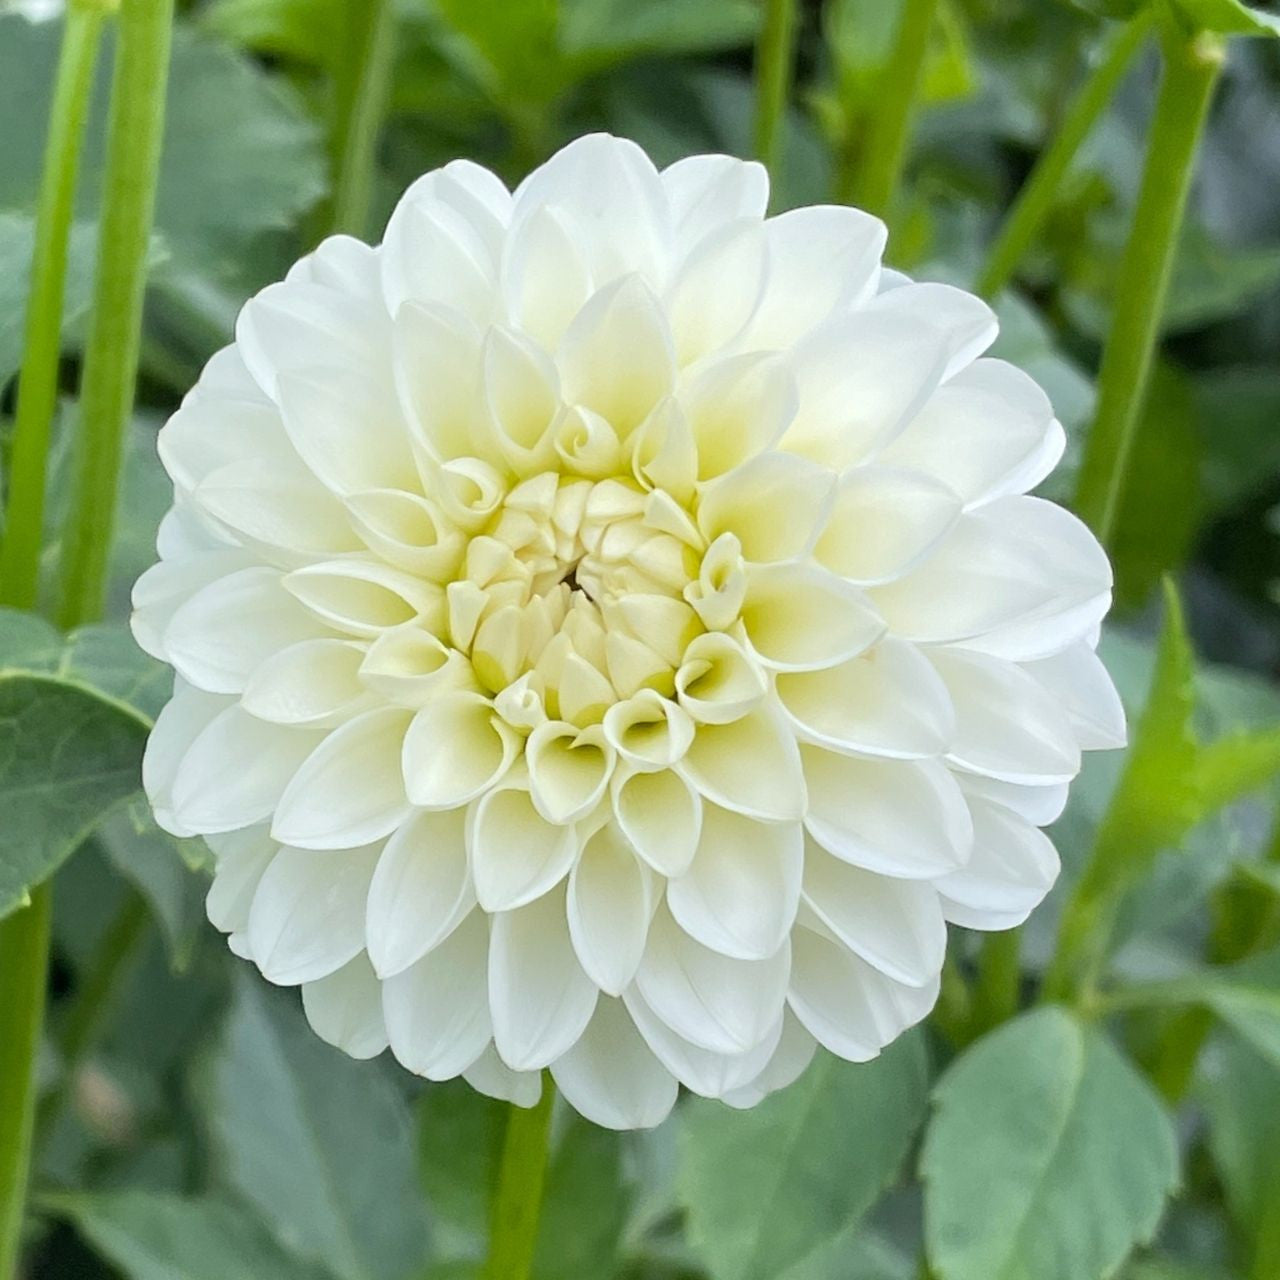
[200,0,345,70]
[921,1007,1179,1280]
[201,971,430,1280]
[52,1190,328,1280]
[677,1034,930,1280]
[1191,948,1280,1067]
[1168,0,1280,37]
[0,609,167,918]
[561,0,760,64]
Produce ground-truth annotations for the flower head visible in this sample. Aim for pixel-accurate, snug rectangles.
[134,134,1123,1129]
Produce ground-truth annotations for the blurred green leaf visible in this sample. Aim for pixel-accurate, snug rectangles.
[202,972,430,1280]
[1192,947,1280,1066]
[560,0,760,63]
[0,609,166,918]
[52,1190,330,1280]
[921,1007,1179,1280]
[200,0,345,70]
[677,1034,929,1280]
[1168,0,1280,37]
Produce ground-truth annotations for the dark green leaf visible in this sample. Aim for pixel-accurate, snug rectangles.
[922,1007,1179,1280]
[678,1034,929,1280]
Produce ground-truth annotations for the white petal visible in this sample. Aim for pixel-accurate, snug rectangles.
[776,638,954,759]
[525,720,615,825]
[132,549,255,662]
[551,997,678,1130]
[680,352,797,480]
[780,309,951,470]
[143,683,232,835]
[366,807,474,978]
[680,704,806,822]
[879,359,1064,507]
[813,466,961,585]
[802,748,973,879]
[241,638,371,728]
[666,218,767,365]
[480,326,561,475]
[742,205,886,348]
[959,774,1070,826]
[869,496,1113,661]
[567,822,657,995]
[721,1010,817,1109]
[271,708,413,850]
[205,825,277,937]
[302,953,388,1059]
[500,203,594,350]
[928,647,1081,785]
[661,153,769,252]
[403,692,520,809]
[788,925,938,1060]
[559,275,676,435]
[861,282,998,379]
[345,488,466,581]
[285,560,443,639]
[674,630,768,726]
[602,689,694,772]
[801,844,947,987]
[158,397,287,494]
[248,843,381,985]
[611,765,702,878]
[668,804,802,960]
[470,773,579,912]
[490,883,599,1071]
[169,708,323,835]
[383,910,492,1079]
[697,451,836,564]
[1022,641,1127,751]
[634,904,789,1056]
[463,1043,544,1107]
[741,563,885,672]
[934,797,1060,930]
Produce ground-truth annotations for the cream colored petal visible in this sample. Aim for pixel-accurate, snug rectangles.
[720,1010,817,1109]
[1022,640,1127,751]
[526,720,616,824]
[285,560,443,638]
[302,953,388,1059]
[345,489,465,581]
[365,807,474,978]
[680,704,806,822]
[480,325,562,474]
[603,689,695,771]
[359,625,472,708]
[490,883,599,1071]
[499,203,594,350]
[667,804,802,960]
[463,1043,544,1108]
[741,563,885,672]
[680,352,797,480]
[666,218,767,365]
[675,631,767,725]
[402,692,519,808]
[610,765,702,878]
[205,825,277,937]
[775,638,954,759]
[801,748,972,879]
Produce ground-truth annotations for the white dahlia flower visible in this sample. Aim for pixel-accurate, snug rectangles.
[133,134,1124,1129]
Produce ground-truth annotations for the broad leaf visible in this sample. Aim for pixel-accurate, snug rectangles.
[0,609,167,917]
[677,1033,929,1280]
[53,1190,328,1280]
[201,971,430,1280]
[922,1007,1178,1280]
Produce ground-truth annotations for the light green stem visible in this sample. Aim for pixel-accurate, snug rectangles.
[485,1080,555,1280]
[976,10,1154,298]
[0,885,53,1280]
[329,0,396,238]
[0,2,108,612]
[752,0,798,180]
[970,928,1021,1036]
[1072,26,1224,546]
[57,0,175,630]
[849,0,939,218]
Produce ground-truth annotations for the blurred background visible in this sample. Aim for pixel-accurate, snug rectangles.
[2,1,1279,1278]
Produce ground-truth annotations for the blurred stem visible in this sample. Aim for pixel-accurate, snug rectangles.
[57,0,175,630]
[0,886,52,1280]
[1072,24,1224,547]
[329,0,396,238]
[976,10,1154,298]
[37,890,149,1140]
[849,0,939,219]
[753,0,797,181]
[970,928,1021,1036]
[0,1,107,613]
[485,1078,555,1280]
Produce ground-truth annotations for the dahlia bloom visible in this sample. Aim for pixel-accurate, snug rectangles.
[133,134,1123,1129]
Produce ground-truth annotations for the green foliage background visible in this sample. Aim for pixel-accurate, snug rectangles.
[2,1,1280,1278]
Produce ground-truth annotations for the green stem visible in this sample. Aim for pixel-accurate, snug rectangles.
[976,10,1154,298]
[0,885,53,1280]
[485,1079,555,1280]
[849,0,939,219]
[752,0,797,180]
[0,2,108,613]
[329,0,396,238]
[970,928,1021,1036]
[1072,25,1224,547]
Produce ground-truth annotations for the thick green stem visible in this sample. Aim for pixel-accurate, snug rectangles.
[970,928,1021,1036]
[485,1080,555,1280]
[976,10,1154,298]
[0,885,53,1280]
[0,3,107,613]
[849,0,939,219]
[56,0,175,630]
[329,0,396,238]
[1072,26,1223,546]
[752,0,797,180]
